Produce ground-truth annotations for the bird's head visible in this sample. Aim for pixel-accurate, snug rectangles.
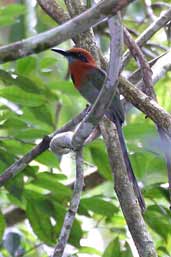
[52,47,97,88]
[51,47,96,66]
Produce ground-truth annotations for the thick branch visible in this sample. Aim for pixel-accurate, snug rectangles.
[64,0,100,63]
[0,0,134,63]
[37,0,70,23]
[119,76,171,137]
[100,117,157,257]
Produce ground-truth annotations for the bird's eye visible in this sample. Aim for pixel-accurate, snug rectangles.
[77,53,88,62]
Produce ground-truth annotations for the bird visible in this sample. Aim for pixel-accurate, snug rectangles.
[52,47,145,212]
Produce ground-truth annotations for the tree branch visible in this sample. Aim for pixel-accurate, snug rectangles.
[0,0,135,63]
[37,0,70,24]
[52,149,84,257]
[0,108,88,186]
[122,7,171,66]
[64,0,100,63]
[119,76,171,137]
[124,28,171,207]
[71,14,123,149]
[100,117,157,257]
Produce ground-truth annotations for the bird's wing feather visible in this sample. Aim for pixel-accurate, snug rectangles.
[86,67,125,124]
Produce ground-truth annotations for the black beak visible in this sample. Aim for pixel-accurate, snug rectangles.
[51,48,69,57]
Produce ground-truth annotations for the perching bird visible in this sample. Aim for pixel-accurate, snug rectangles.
[52,47,145,211]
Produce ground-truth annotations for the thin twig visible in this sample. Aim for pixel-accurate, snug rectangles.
[144,0,156,22]
[122,7,171,66]
[123,26,171,207]
[124,27,155,98]
[52,149,84,257]
[2,50,171,186]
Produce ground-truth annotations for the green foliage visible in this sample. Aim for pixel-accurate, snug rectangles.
[88,139,113,180]
[0,211,6,241]
[80,196,119,217]
[0,4,25,27]
[103,237,132,257]
[0,1,170,256]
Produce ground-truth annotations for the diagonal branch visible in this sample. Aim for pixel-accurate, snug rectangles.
[0,0,135,63]
[1,50,171,187]
[119,76,171,137]
[124,27,171,208]
[0,108,88,186]
[122,7,171,66]
[37,0,70,23]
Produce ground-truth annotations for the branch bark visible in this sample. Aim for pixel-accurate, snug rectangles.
[0,108,88,186]
[37,0,70,24]
[71,14,123,149]
[52,149,84,257]
[0,0,135,63]
[100,117,157,257]
[122,7,171,66]
[124,28,171,207]
[119,76,171,137]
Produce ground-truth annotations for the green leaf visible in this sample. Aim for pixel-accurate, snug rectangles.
[1,139,32,156]
[49,80,80,96]
[16,56,37,75]
[27,105,54,129]
[0,147,15,173]
[79,246,101,255]
[123,121,156,141]
[144,205,171,241]
[5,173,24,200]
[130,151,166,185]
[26,198,55,245]
[102,238,132,257]
[143,183,169,202]
[103,238,120,257]
[0,4,26,17]
[80,196,119,217]
[89,140,112,180]
[0,15,14,27]
[0,87,46,107]
[0,69,45,94]
[30,172,71,201]
[35,151,60,168]
[0,211,6,241]
[13,128,48,140]
[40,57,57,69]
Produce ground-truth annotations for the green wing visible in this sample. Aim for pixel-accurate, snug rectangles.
[87,67,125,124]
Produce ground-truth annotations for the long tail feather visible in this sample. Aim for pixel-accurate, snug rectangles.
[115,119,146,212]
